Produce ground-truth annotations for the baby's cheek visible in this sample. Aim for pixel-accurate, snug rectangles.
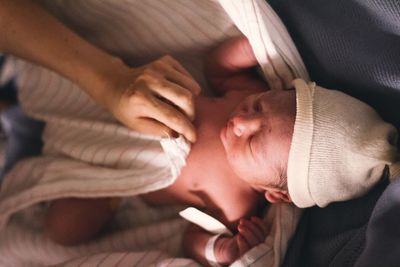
[229,158,251,180]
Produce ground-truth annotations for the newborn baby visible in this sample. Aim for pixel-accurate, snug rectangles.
[46,37,278,264]
[45,36,292,266]
[44,35,398,266]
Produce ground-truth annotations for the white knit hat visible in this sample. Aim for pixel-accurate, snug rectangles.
[287,79,398,208]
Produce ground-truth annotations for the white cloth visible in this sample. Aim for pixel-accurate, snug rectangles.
[0,0,307,266]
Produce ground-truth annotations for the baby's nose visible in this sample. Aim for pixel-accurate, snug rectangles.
[231,114,262,137]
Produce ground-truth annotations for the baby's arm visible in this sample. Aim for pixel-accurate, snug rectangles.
[205,36,267,96]
[183,217,268,266]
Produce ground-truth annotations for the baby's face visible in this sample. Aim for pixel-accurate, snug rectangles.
[220,90,296,197]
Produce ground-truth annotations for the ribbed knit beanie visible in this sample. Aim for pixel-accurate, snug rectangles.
[287,79,398,208]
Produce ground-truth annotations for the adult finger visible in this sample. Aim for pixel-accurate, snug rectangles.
[164,67,201,96]
[143,94,196,142]
[162,55,191,77]
[159,55,201,95]
[132,117,176,138]
[147,78,196,121]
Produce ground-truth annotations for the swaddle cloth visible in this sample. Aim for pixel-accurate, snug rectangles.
[160,136,191,180]
[0,0,306,266]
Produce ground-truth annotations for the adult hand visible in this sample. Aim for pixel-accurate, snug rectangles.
[214,217,268,265]
[106,55,201,143]
[0,1,200,142]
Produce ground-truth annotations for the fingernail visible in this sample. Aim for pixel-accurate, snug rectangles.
[195,85,201,95]
[190,131,197,143]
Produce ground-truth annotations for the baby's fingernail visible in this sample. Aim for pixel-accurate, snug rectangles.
[252,216,261,221]
[194,85,201,95]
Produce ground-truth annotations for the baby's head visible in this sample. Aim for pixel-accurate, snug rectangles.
[220,88,296,203]
[221,79,398,208]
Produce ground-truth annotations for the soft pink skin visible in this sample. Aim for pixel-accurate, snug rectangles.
[221,90,296,203]
[43,34,296,266]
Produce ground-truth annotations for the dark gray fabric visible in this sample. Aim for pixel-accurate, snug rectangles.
[0,56,44,180]
[355,177,400,267]
[0,55,17,104]
[0,106,44,178]
[269,0,400,129]
[266,1,400,266]
[281,176,388,267]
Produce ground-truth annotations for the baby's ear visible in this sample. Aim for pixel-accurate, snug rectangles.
[264,190,292,203]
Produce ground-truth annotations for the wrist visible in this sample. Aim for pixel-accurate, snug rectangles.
[205,234,224,267]
[79,54,131,109]
[206,235,235,267]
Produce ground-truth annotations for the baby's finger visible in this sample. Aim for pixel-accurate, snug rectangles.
[240,219,265,243]
[250,216,269,236]
[238,221,261,247]
[236,234,250,256]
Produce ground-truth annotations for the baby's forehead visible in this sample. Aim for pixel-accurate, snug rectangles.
[258,90,296,114]
[260,89,295,100]
[257,90,296,142]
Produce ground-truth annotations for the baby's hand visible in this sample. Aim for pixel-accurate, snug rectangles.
[214,217,268,265]
[237,216,268,254]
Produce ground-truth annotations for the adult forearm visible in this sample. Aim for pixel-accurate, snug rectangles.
[0,0,126,107]
[0,0,199,141]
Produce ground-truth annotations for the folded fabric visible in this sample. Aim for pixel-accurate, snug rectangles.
[0,0,306,266]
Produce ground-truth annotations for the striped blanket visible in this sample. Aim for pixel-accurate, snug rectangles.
[0,0,307,266]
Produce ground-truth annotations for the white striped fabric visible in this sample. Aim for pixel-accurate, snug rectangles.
[0,0,240,229]
[219,0,309,89]
[0,0,306,266]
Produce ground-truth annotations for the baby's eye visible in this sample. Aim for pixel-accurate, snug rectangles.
[240,104,249,114]
[253,99,262,112]
[248,134,256,156]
